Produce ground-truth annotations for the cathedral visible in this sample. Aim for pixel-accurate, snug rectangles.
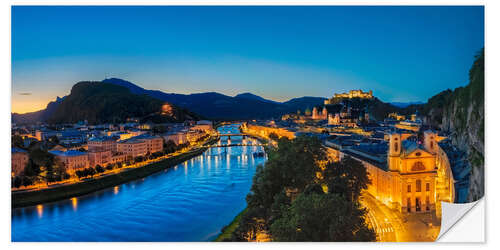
[328,130,455,215]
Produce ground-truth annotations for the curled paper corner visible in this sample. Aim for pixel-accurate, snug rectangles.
[437,198,483,241]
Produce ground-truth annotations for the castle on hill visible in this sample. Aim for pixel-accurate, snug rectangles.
[324,89,373,105]
[309,89,374,127]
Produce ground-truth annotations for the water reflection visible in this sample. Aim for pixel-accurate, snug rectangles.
[36,205,43,219]
[12,124,267,242]
[71,198,78,211]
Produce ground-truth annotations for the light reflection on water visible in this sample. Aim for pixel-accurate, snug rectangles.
[11,125,266,242]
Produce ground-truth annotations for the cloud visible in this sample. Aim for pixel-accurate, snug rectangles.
[19,92,32,96]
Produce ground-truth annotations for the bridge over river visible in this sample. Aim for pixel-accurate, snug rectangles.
[12,124,267,242]
[204,143,267,148]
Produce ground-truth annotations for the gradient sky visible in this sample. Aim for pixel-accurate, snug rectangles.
[12,6,484,113]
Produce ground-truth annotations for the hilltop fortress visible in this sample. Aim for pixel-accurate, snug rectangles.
[325,89,373,105]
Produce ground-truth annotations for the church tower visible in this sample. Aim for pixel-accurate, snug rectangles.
[388,132,401,171]
[312,107,319,119]
[424,130,437,154]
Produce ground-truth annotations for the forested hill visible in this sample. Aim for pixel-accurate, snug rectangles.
[441,49,484,201]
[46,81,199,124]
[402,49,484,201]
[102,78,327,120]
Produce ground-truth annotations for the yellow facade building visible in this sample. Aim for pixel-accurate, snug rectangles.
[330,130,454,214]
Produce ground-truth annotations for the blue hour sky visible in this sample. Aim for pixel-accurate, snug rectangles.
[12,6,484,113]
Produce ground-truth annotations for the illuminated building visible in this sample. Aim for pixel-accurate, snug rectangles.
[88,136,116,152]
[11,147,28,177]
[324,89,373,104]
[116,134,163,157]
[49,150,89,173]
[241,123,295,140]
[327,130,454,214]
[163,132,188,145]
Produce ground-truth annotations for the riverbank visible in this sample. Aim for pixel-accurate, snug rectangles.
[214,208,247,242]
[213,134,273,242]
[12,136,219,208]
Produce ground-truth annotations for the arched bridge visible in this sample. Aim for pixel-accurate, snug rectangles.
[218,133,248,140]
[204,143,267,148]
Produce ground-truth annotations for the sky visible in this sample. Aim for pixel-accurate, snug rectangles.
[11,6,484,114]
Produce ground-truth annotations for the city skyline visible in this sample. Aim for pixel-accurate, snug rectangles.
[12,6,484,113]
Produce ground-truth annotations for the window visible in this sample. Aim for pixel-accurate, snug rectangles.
[407,184,411,193]
[416,180,422,192]
[430,141,434,150]
[394,142,398,152]
[426,183,430,192]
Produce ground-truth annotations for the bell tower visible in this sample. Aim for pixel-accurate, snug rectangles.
[389,133,401,156]
[388,132,401,171]
[424,130,437,154]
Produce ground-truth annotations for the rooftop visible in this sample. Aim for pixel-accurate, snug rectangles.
[88,136,116,142]
[118,134,161,144]
[49,150,87,157]
[12,147,27,154]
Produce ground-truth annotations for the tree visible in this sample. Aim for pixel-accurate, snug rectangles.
[23,159,41,177]
[52,158,68,182]
[164,140,177,154]
[88,167,96,177]
[106,163,114,171]
[322,156,371,203]
[268,132,279,141]
[76,170,84,179]
[12,135,24,148]
[21,176,33,187]
[304,108,312,116]
[13,176,22,188]
[134,156,144,163]
[28,148,54,171]
[246,135,327,210]
[95,165,105,173]
[231,207,268,241]
[270,193,376,242]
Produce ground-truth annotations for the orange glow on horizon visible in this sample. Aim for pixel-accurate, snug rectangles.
[11,99,49,114]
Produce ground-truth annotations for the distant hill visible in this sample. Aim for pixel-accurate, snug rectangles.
[234,92,279,104]
[102,78,326,120]
[46,81,198,124]
[390,101,425,108]
[283,96,327,110]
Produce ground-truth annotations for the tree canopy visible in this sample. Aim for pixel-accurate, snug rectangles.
[231,135,375,242]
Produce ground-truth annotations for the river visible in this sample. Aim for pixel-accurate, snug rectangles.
[11,124,266,242]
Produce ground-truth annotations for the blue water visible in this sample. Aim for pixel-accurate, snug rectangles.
[11,125,266,242]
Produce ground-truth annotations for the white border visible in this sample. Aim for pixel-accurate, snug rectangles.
[3,0,496,249]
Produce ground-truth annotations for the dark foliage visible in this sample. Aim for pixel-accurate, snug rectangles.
[47,81,198,124]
